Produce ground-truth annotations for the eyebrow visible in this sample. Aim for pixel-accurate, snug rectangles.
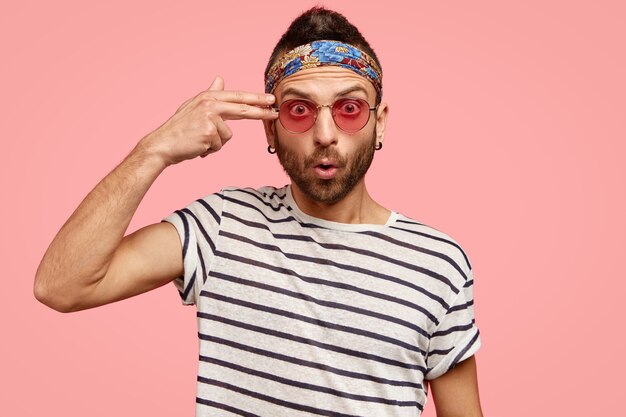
[281,84,370,101]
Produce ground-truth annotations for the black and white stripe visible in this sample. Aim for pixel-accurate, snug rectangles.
[164,186,480,417]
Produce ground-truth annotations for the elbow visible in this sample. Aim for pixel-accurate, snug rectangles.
[33,274,78,313]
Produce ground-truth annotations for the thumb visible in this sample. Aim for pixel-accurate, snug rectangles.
[208,76,224,91]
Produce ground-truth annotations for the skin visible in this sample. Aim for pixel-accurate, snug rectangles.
[264,67,390,224]
[34,76,277,313]
[34,67,483,416]
[428,356,484,417]
[274,127,377,205]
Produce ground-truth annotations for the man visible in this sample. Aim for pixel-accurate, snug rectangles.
[35,7,483,417]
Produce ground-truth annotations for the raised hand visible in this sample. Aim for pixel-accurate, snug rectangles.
[138,76,278,167]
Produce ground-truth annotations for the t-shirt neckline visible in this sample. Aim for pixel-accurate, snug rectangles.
[283,185,399,232]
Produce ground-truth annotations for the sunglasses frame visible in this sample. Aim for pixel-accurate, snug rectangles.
[273,97,378,133]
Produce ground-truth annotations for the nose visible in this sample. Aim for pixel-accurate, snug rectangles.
[313,105,338,147]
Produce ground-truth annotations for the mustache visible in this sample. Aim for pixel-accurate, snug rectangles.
[304,148,346,167]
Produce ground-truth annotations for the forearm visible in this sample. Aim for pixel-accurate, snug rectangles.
[34,140,167,311]
[34,79,278,312]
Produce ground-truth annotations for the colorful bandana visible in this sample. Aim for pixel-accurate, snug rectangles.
[265,40,382,97]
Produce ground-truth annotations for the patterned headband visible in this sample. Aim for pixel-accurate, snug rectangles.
[265,40,382,97]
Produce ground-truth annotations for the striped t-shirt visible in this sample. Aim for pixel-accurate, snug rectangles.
[164,185,480,417]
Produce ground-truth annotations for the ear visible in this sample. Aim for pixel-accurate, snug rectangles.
[375,102,389,146]
[263,119,276,148]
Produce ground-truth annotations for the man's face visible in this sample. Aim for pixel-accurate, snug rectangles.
[265,67,388,204]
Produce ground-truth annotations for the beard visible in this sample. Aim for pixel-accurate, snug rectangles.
[274,129,377,204]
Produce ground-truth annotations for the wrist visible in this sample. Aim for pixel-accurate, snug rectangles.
[131,133,172,172]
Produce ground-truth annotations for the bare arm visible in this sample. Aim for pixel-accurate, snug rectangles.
[429,356,483,417]
[34,77,278,312]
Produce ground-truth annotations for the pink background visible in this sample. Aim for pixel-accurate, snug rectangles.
[1,1,624,415]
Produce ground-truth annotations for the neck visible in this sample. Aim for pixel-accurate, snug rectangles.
[290,181,390,225]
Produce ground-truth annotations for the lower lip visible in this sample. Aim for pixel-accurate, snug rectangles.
[314,166,338,179]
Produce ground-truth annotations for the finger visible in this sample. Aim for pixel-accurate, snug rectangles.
[199,116,233,159]
[211,90,275,106]
[179,76,224,112]
[208,76,224,91]
[210,101,279,121]
[210,115,233,143]
[177,86,215,113]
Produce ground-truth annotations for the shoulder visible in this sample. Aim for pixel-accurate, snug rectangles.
[181,185,286,210]
[386,213,473,288]
[392,213,472,269]
[164,185,290,239]
[218,185,291,213]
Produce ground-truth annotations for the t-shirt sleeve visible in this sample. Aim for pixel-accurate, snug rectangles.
[162,192,224,305]
[425,268,481,380]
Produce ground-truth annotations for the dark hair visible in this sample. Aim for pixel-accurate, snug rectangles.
[265,6,382,102]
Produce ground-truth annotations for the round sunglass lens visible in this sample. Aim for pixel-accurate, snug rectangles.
[333,98,370,132]
[280,99,316,133]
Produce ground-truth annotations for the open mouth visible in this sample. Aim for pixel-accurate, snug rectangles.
[313,162,339,179]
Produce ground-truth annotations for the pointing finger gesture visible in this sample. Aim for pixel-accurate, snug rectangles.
[138,76,278,167]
